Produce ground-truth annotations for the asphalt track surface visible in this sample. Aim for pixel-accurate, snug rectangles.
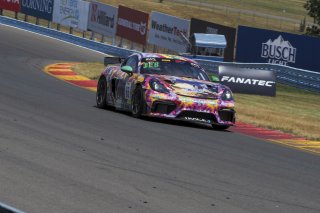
[0,24,319,213]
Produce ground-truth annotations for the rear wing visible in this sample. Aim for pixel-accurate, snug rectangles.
[104,57,125,66]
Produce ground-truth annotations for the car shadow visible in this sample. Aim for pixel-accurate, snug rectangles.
[93,106,231,132]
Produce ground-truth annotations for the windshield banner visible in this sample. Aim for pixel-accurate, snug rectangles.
[88,1,118,37]
[0,0,20,12]
[52,0,89,31]
[21,0,54,21]
[219,66,276,96]
[190,18,236,62]
[148,11,190,53]
[116,5,149,45]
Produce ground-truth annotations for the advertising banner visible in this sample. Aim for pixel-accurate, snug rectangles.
[21,0,54,21]
[148,11,190,52]
[219,66,276,96]
[116,5,148,45]
[190,18,236,62]
[52,0,89,31]
[236,26,320,72]
[88,2,118,37]
[0,0,20,12]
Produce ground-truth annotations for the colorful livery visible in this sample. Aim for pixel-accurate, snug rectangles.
[96,53,235,129]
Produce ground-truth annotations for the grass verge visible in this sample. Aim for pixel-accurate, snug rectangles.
[72,62,320,140]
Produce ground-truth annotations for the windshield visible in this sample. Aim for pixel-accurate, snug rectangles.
[140,58,210,81]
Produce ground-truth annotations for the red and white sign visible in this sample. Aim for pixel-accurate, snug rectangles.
[0,0,20,12]
[116,5,148,45]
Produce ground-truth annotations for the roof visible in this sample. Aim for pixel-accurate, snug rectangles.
[193,33,227,48]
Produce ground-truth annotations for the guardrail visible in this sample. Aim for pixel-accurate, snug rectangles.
[0,15,319,92]
[197,60,320,92]
[0,202,26,213]
[0,16,137,58]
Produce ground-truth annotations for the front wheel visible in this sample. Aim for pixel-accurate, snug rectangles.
[96,77,108,109]
[131,85,145,118]
[212,124,230,130]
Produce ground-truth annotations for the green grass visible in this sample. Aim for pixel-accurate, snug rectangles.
[72,63,320,140]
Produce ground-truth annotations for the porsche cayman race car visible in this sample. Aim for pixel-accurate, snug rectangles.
[96,53,235,129]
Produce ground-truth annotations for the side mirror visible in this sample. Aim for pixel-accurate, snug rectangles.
[121,66,133,75]
[209,74,220,82]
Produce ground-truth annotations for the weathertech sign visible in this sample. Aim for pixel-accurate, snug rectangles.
[116,5,148,45]
[261,35,297,65]
[148,12,190,52]
[0,0,20,12]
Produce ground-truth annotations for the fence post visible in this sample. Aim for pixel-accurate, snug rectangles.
[14,12,18,19]
[0,9,3,16]
[69,27,73,34]
[36,17,39,25]
[47,21,51,28]
[90,31,95,40]
[57,24,60,31]
[101,35,104,43]
[24,14,28,22]
[82,31,86,38]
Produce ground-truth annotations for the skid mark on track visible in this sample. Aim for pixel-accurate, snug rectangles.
[44,63,320,155]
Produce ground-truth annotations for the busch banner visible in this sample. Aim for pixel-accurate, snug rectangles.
[21,0,54,21]
[236,26,320,72]
[190,18,236,62]
[0,0,20,12]
[88,1,118,37]
[116,5,148,45]
[219,66,276,96]
[148,12,190,52]
[53,0,89,31]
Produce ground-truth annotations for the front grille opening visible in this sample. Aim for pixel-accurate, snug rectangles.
[151,101,176,114]
[177,111,217,123]
[218,109,235,122]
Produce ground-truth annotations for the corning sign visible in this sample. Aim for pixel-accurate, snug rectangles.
[261,35,297,66]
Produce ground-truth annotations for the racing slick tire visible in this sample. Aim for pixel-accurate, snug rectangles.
[132,85,145,118]
[96,77,108,109]
[211,124,230,130]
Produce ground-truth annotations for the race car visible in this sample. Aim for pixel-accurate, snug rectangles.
[96,53,235,129]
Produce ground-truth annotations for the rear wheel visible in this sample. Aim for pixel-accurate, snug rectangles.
[212,124,230,130]
[96,77,108,109]
[131,85,145,118]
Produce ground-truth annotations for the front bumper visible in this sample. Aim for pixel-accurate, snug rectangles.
[144,90,235,126]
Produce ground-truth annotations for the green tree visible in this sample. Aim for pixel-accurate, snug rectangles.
[304,0,320,36]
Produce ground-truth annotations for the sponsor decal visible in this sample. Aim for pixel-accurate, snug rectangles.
[261,35,297,66]
[151,21,188,37]
[206,26,218,34]
[221,76,275,87]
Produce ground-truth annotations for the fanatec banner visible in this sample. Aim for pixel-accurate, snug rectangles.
[53,0,89,31]
[116,5,148,45]
[236,25,320,72]
[0,0,20,12]
[88,1,118,37]
[21,0,54,21]
[190,18,236,62]
[148,11,190,52]
[219,66,276,96]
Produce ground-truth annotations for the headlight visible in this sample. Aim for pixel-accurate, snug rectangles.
[149,79,169,93]
[221,89,233,101]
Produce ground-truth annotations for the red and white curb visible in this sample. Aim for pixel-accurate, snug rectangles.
[44,63,320,155]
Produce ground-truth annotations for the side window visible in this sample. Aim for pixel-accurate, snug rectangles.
[122,56,138,73]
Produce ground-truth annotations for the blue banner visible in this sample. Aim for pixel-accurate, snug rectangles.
[236,26,320,72]
[20,0,54,21]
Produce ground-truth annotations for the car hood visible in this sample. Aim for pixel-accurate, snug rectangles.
[147,75,220,99]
